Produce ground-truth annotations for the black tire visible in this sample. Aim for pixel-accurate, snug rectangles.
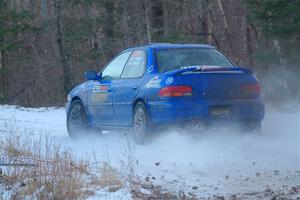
[133,102,150,144]
[67,100,90,139]
[243,120,262,134]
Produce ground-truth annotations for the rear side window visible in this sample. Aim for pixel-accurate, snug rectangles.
[101,51,132,80]
[156,48,235,73]
[121,50,146,78]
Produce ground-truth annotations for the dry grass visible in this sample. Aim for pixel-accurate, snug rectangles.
[0,131,90,199]
[0,120,125,200]
[90,162,124,192]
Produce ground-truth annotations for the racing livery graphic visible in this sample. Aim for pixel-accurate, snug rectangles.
[91,85,108,103]
[66,43,265,144]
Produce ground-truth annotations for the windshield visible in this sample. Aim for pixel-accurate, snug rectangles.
[155,48,235,73]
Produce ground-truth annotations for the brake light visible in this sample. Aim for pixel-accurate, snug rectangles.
[158,86,192,97]
[242,83,261,96]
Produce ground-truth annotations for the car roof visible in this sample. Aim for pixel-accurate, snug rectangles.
[126,43,215,51]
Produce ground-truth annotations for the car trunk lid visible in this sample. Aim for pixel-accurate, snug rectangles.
[168,66,260,100]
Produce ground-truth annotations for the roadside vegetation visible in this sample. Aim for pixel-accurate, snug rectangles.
[0,121,124,199]
[1,0,299,106]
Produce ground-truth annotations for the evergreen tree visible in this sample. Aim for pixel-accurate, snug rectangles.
[0,0,35,103]
[246,0,300,39]
[246,0,300,100]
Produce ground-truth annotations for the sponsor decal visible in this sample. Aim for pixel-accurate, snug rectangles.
[165,77,174,85]
[92,85,108,94]
[180,65,223,71]
[148,65,154,72]
[132,50,142,57]
[91,85,108,102]
[91,93,107,102]
[127,56,143,66]
[144,76,161,88]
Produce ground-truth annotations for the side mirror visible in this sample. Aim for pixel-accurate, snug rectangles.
[84,71,98,80]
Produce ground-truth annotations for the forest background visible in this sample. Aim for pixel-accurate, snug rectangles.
[1,0,299,106]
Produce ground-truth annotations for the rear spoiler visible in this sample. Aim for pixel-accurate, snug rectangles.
[164,66,253,76]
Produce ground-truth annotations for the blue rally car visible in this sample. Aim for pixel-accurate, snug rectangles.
[66,43,264,143]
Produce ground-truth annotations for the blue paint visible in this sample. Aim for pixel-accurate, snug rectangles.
[66,44,265,129]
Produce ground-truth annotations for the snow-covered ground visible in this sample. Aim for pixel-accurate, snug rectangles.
[0,104,299,199]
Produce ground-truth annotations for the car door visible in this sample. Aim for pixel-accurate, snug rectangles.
[87,51,132,126]
[112,49,147,126]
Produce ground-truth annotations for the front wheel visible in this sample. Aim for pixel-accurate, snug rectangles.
[67,100,89,139]
[133,103,150,144]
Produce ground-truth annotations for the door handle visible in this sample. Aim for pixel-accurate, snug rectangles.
[132,86,139,90]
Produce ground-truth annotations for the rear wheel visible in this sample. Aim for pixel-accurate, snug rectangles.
[133,102,150,144]
[67,100,90,139]
[242,120,262,134]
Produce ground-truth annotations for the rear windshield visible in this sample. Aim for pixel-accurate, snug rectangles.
[155,48,235,73]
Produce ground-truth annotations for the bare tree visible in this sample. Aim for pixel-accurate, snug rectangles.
[54,0,72,94]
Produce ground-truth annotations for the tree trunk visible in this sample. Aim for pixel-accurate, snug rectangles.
[103,0,115,58]
[273,39,287,69]
[204,0,220,48]
[150,0,164,42]
[199,0,209,43]
[54,0,71,95]
[144,0,152,44]
[0,1,7,103]
[272,39,290,97]
[216,0,233,55]
[246,26,253,67]
[0,50,8,103]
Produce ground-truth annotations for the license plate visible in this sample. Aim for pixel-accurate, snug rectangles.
[209,106,231,117]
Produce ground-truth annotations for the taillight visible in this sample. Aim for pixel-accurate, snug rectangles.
[158,86,192,97]
[242,83,261,96]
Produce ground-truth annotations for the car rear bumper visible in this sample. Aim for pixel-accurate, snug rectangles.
[147,98,265,125]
